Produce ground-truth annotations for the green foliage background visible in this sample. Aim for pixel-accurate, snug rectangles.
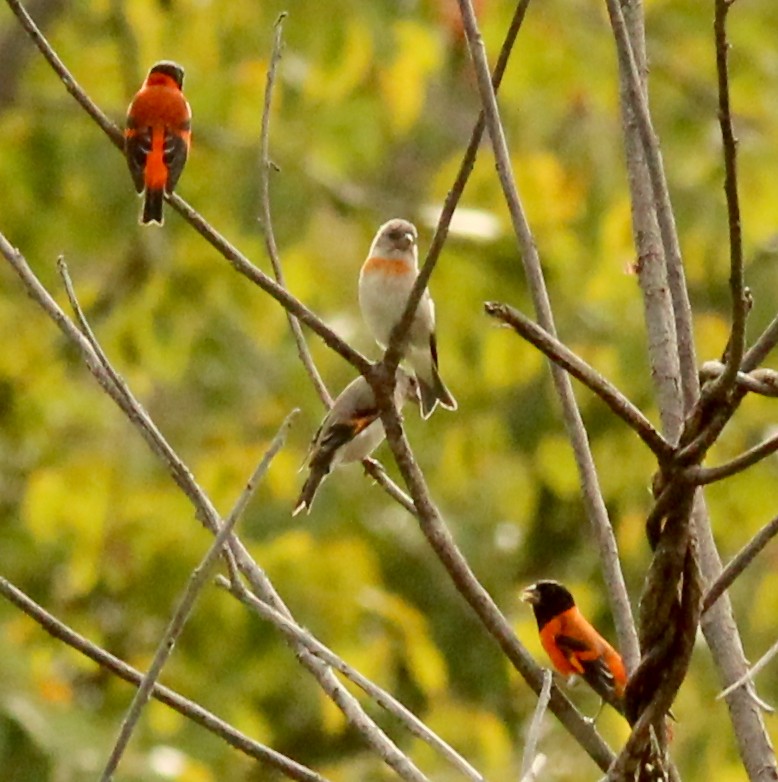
[1,0,778,779]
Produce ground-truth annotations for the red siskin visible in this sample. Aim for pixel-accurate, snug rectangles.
[125,61,191,226]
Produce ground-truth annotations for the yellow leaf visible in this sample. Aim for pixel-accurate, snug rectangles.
[305,20,373,103]
[361,589,447,693]
[535,434,580,498]
[378,21,442,134]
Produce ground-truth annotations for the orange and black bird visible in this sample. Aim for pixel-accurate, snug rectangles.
[521,580,627,715]
[125,61,191,226]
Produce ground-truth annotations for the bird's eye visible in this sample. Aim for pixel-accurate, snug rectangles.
[388,230,402,241]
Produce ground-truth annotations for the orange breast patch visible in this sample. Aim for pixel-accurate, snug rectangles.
[362,256,411,276]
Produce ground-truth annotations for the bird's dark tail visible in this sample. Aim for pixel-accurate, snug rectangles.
[417,364,457,420]
[141,188,164,226]
[292,437,344,516]
[292,467,326,516]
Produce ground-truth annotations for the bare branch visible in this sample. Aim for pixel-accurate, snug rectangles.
[6,0,123,147]
[616,0,685,447]
[98,411,297,782]
[676,408,735,467]
[358,0,532,517]
[255,18,416,513]
[381,0,532,376]
[485,301,673,460]
[743,312,778,371]
[703,513,778,615]
[699,362,778,398]
[0,576,329,782]
[718,639,778,707]
[220,537,434,782]
[172,197,374,372]
[362,457,417,515]
[708,0,747,397]
[689,433,778,486]
[520,669,552,781]
[616,543,701,779]
[218,576,485,782]
[0,0,65,112]
[454,0,639,672]
[602,0,699,409]
[259,13,331,407]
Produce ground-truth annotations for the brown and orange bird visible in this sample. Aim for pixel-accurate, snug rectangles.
[358,219,457,419]
[521,580,627,715]
[125,61,191,226]
[293,369,419,515]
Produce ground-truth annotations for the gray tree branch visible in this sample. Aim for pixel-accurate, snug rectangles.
[608,1,778,777]
[454,0,639,675]
[217,576,485,782]
[0,576,329,782]
[97,408,297,782]
[703,513,778,616]
[484,301,672,460]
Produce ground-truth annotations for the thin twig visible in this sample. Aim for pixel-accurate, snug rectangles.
[699,362,778,398]
[703,513,778,615]
[708,0,747,397]
[218,576,484,782]
[6,0,123,147]
[381,0,532,376]
[173,195,373,373]
[362,458,417,515]
[519,755,546,782]
[0,576,329,782]
[255,19,415,510]
[520,669,552,780]
[454,0,639,672]
[55,256,226,537]
[485,302,673,460]
[742,312,778,372]
[258,13,331,407]
[688,433,778,486]
[219,535,437,782]
[717,639,778,706]
[98,411,297,782]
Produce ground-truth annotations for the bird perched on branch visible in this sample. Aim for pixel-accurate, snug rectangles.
[359,218,457,419]
[125,61,191,225]
[293,370,418,515]
[521,580,627,716]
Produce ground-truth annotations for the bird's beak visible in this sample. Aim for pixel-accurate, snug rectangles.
[520,585,539,605]
[401,231,415,249]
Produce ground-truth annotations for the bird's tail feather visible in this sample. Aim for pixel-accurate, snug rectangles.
[292,467,328,516]
[417,364,457,420]
[141,188,164,226]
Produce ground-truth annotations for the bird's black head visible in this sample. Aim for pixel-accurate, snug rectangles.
[148,61,185,89]
[521,580,576,631]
